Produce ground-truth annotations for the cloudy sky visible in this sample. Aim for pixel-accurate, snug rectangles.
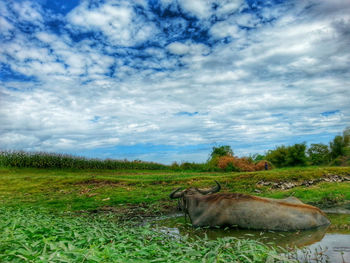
[0,0,349,164]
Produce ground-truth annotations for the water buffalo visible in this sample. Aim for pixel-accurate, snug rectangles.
[169,181,330,231]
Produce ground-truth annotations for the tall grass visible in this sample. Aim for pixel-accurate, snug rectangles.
[0,151,168,170]
[0,208,293,262]
[0,150,221,171]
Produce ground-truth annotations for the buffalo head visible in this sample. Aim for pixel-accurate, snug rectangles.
[169,181,221,218]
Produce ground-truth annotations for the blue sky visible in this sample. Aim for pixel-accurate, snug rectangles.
[0,0,349,164]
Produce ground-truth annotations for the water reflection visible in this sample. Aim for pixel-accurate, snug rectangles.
[155,216,329,248]
[154,214,350,263]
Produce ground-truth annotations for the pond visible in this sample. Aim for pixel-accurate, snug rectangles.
[150,213,350,263]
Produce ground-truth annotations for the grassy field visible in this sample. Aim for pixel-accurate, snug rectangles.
[1,166,349,262]
[1,166,349,213]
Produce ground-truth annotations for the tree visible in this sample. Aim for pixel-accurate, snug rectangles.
[265,145,289,168]
[343,127,350,156]
[210,145,233,159]
[286,143,307,166]
[266,143,307,168]
[330,135,345,159]
[307,143,330,165]
[329,127,350,165]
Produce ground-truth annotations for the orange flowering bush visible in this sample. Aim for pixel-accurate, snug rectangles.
[217,156,269,172]
[217,156,238,171]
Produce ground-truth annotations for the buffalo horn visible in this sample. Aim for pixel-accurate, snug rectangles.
[196,180,221,195]
[169,188,184,199]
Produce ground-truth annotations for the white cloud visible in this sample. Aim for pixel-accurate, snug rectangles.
[0,0,349,163]
[12,1,43,24]
[67,1,157,47]
[166,42,190,55]
[178,0,212,19]
[0,16,14,37]
[177,0,244,19]
[167,41,210,57]
[210,21,241,39]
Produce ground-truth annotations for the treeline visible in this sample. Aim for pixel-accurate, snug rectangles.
[0,151,168,170]
[172,127,350,172]
[265,127,350,168]
[1,127,349,171]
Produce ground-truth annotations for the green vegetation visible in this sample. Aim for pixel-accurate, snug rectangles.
[0,151,168,170]
[1,129,349,262]
[264,127,350,167]
[0,166,349,262]
[1,166,349,213]
[0,208,291,263]
[266,143,307,168]
[1,127,349,172]
[307,143,330,165]
[210,145,234,158]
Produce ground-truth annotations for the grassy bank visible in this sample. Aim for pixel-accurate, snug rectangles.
[0,166,349,213]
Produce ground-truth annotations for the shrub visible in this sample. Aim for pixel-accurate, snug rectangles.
[265,145,289,167]
[266,143,307,168]
[307,143,330,165]
[217,156,240,171]
[217,156,268,172]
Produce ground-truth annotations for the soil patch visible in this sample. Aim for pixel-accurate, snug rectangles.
[74,179,124,187]
[74,201,177,222]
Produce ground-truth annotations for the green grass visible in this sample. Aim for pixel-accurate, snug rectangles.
[1,166,349,212]
[1,166,349,262]
[0,208,292,263]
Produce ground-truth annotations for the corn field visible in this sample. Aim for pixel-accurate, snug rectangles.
[0,151,168,170]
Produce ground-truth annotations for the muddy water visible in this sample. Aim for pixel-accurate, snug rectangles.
[152,214,350,263]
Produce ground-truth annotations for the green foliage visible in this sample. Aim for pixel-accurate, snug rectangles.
[266,146,289,168]
[0,208,289,263]
[330,135,347,159]
[0,151,168,170]
[330,127,350,160]
[266,143,307,168]
[210,145,233,158]
[206,145,235,171]
[307,143,330,165]
[251,154,266,163]
[287,143,307,166]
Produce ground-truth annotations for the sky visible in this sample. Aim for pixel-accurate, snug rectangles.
[0,0,349,164]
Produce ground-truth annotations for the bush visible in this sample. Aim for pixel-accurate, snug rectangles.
[307,143,330,165]
[217,156,240,171]
[266,143,307,168]
[265,146,289,167]
[217,156,268,172]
